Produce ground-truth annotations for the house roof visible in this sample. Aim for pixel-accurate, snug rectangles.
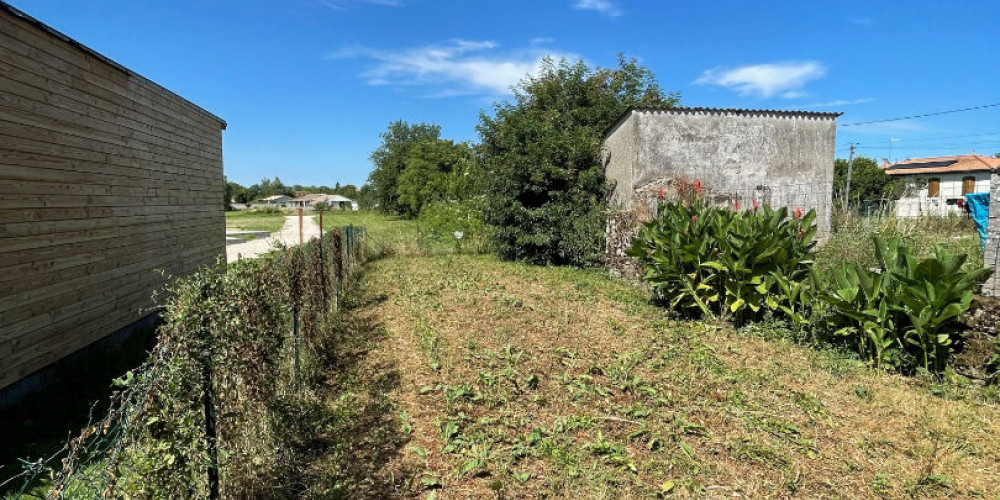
[290,193,353,203]
[262,195,290,201]
[0,1,226,129]
[883,155,1000,176]
[603,106,843,137]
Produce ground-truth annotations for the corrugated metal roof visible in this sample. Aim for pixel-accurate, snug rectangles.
[603,105,842,137]
[0,0,227,129]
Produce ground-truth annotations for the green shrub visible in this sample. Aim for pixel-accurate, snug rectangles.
[479,56,676,267]
[416,198,491,253]
[823,235,993,373]
[627,185,818,321]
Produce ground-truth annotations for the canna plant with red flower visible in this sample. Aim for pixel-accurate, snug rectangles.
[629,193,819,321]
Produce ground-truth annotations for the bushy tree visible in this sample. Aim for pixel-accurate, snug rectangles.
[478,56,677,266]
[396,139,476,218]
[833,156,905,210]
[369,121,442,214]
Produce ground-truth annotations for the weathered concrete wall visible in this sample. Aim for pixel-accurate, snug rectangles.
[630,109,836,234]
[982,171,1000,297]
[602,111,637,209]
[603,107,838,279]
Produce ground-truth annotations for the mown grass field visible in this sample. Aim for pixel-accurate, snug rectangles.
[324,214,1000,499]
[225,209,292,233]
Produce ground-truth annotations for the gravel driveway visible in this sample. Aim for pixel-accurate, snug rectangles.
[227,215,320,263]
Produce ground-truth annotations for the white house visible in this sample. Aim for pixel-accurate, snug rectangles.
[287,193,355,210]
[885,154,999,217]
[258,194,292,207]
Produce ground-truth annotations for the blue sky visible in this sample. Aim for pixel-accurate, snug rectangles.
[8,0,999,186]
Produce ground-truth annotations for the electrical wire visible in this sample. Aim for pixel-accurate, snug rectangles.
[839,103,1000,127]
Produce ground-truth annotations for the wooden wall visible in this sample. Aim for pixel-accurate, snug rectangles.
[0,4,226,390]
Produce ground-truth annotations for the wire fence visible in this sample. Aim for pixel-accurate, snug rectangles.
[0,225,366,499]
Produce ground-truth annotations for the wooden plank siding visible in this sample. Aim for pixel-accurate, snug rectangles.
[0,3,226,390]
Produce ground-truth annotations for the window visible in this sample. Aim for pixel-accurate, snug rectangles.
[962,176,976,195]
[927,178,941,197]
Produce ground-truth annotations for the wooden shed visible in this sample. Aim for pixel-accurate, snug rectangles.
[0,2,226,392]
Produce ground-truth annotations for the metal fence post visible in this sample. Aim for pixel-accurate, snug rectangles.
[200,284,220,500]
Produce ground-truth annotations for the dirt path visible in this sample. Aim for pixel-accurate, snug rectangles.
[226,215,319,263]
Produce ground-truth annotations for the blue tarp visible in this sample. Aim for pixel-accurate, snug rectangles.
[965,192,990,249]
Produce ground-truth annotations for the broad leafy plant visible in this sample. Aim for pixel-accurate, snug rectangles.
[628,182,818,322]
[823,235,992,373]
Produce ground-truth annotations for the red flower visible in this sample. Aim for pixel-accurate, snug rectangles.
[693,179,704,196]
[675,180,687,196]
[657,187,665,200]
[691,215,698,224]
[733,198,741,211]
[752,198,760,212]
[793,206,803,220]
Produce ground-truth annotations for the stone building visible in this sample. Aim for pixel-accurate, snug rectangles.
[602,106,839,278]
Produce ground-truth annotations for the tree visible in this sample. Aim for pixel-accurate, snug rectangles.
[368,121,442,214]
[396,139,476,218]
[833,156,905,211]
[356,184,377,210]
[224,177,238,211]
[478,55,677,266]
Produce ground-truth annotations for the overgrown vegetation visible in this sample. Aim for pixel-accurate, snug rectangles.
[363,55,678,267]
[2,229,372,498]
[628,183,993,376]
[479,56,677,266]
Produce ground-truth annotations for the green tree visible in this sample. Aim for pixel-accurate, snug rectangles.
[369,121,442,214]
[478,55,677,266]
[833,156,905,211]
[224,177,238,211]
[356,184,377,210]
[396,139,476,218]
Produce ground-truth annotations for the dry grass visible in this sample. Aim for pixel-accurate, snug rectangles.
[352,254,1000,499]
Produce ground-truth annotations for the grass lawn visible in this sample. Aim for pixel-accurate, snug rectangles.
[225,209,291,233]
[332,249,1000,498]
[318,210,454,255]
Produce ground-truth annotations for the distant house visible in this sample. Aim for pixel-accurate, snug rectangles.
[287,193,355,210]
[884,155,999,217]
[259,195,292,207]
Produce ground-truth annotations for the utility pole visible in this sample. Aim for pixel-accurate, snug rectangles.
[843,143,855,210]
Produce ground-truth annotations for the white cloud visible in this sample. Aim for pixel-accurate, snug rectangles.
[694,61,827,99]
[320,0,402,10]
[572,0,622,17]
[800,98,875,108]
[328,39,577,96]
